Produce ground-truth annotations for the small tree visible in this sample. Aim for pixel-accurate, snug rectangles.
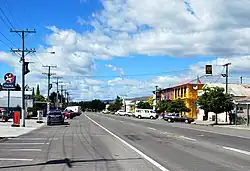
[197,86,234,124]
[107,96,123,112]
[168,99,190,115]
[155,100,169,113]
[137,101,152,109]
[146,96,154,106]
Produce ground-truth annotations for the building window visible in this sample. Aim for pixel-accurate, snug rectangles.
[184,87,186,97]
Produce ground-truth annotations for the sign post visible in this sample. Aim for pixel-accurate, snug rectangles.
[2,73,19,127]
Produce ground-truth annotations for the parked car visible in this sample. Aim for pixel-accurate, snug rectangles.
[115,110,126,116]
[163,113,194,123]
[134,109,157,119]
[126,111,134,117]
[63,111,71,119]
[47,110,64,125]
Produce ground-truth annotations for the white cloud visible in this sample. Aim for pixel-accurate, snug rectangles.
[105,64,124,75]
[1,0,250,101]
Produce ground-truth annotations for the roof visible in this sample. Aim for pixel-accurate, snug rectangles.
[203,83,250,97]
[153,83,204,93]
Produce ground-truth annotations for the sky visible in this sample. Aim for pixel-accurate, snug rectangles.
[1,0,250,101]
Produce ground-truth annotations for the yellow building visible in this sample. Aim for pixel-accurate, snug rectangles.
[156,83,204,118]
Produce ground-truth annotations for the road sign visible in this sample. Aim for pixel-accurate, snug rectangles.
[2,73,16,89]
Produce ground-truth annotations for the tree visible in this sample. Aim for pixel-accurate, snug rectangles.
[136,101,152,109]
[36,85,40,96]
[196,87,211,120]
[168,99,190,115]
[155,100,169,113]
[197,86,234,124]
[147,96,154,106]
[107,96,123,112]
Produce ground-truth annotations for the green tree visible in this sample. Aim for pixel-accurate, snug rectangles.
[197,86,234,124]
[196,87,211,120]
[146,96,154,106]
[155,100,169,113]
[36,85,40,96]
[168,99,190,115]
[136,101,152,109]
[107,96,123,112]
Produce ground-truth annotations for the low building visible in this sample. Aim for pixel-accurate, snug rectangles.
[197,83,250,123]
[153,83,204,118]
[124,96,150,112]
[0,91,33,114]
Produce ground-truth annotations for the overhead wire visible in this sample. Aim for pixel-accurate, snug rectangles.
[3,0,21,29]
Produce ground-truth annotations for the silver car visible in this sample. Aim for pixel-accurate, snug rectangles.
[47,111,64,125]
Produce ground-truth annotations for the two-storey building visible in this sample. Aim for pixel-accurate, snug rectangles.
[153,83,204,118]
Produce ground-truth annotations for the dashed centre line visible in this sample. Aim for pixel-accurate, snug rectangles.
[223,146,250,156]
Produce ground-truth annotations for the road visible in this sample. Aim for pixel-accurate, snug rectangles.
[0,113,249,171]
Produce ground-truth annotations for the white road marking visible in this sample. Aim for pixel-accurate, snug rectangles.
[196,134,204,137]
[148,127,157,131]
[0,143,49,145]
[0,158,33,161]
[173,126,250,140]
[86,115,170,171]
[8,138,58,140]
[179,136,197,141]
[0,149,42,152]
[223,146,250,156]
[120,121,124,123]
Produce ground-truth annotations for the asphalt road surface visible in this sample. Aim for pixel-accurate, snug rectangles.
[0,113,249,171]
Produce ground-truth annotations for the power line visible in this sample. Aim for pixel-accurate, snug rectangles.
[0,31,18,48]
[64,69,191,78]
[0,7,16,30]
[3,0,21,29]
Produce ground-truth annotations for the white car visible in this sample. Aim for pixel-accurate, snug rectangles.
[134,108,157,119]
[115,110,126,116]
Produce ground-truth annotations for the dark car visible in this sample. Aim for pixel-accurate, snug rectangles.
[163,113,194,124]
[47,110,64,125]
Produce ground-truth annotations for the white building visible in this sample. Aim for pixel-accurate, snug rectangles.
[197,83,250,123]
[0,91,33,110]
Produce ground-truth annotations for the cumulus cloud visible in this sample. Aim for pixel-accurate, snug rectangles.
[105,64,124,75]
[1,0,250,100]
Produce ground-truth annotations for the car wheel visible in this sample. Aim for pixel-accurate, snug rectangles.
[150,116,154,119]
[167,118,172,122]
[185,119,189,124]
[47,122,51,126]
[138,115,142,119]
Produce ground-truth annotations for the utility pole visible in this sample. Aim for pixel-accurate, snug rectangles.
[10,29,36,127]
[52,77,62,109]
[42,65,56,113]
[240,76,243,84]
[60,85,64,109]
[222,62,231,123]
[42,65,57,101]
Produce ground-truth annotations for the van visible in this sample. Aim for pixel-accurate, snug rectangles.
[134,108,157,119]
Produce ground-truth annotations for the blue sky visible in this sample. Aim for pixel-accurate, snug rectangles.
[1,0,250,100]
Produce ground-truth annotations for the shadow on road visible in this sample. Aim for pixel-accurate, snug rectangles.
[0,157,142,169]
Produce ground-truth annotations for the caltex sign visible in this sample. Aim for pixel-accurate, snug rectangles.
[2,73,16,89]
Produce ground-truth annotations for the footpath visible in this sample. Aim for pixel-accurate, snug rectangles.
[0,118,45,138]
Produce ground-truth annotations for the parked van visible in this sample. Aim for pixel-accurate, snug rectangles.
[134,108,157,119]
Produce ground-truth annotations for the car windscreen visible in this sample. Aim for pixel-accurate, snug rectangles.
[48,112,62,115]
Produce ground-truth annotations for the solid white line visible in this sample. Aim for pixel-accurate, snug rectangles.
[0,149,42,152]
[0,158,33,161]
[86,115,170,171]
[8,138,58,140]
[179,136,197,141]
[173,126,250,140]
[0,143,49,145]
[223,146,250,155]
[148,127,157,131]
